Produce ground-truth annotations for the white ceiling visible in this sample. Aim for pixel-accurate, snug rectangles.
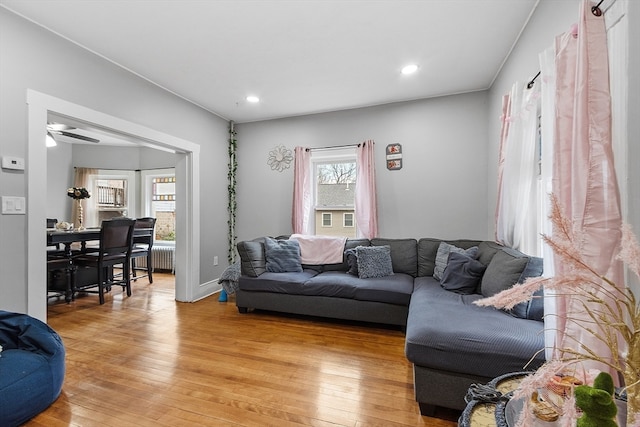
[2,0,539,125]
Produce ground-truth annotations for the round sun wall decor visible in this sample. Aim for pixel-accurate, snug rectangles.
[267,145,293,172]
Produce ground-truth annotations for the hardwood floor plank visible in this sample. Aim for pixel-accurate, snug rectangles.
[29,274,460,426]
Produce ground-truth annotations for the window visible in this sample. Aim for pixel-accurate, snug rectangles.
[322,212,332,227]
[149,174,176,241]
[86,170,136,227]
[312,151,357,237]
[343,212,354,227]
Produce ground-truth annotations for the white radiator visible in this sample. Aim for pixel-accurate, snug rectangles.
[134,245,175,273]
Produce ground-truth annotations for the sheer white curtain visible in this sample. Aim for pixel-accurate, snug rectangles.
[495,82,540,255]
[538,45,557,361]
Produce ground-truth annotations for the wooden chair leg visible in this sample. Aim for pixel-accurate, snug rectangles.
[131,258,138,281]
[147,253,153,284]
[124,262,132,297]
[98,266,105,305]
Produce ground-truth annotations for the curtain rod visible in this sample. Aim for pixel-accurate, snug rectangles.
[306,143,361,152]
[526,0,615,90]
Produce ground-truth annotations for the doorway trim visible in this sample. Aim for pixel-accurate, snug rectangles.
[27,90,201,320]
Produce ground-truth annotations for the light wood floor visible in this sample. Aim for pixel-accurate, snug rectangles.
[35,273,460,427]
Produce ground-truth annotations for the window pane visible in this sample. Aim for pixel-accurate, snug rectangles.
[313,159,356,237]
[152,176,176,241]
[344,213,354,227]
[322,213,332,227]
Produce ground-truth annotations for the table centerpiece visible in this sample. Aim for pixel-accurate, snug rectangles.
[67,187,91,231]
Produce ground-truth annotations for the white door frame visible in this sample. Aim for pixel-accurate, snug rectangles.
[27,90,201,321]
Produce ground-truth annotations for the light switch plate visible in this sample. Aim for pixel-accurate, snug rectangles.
[1,196,26,214]
[1,156,25,170]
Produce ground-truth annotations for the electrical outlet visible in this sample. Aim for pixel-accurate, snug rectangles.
[213,256,219,266]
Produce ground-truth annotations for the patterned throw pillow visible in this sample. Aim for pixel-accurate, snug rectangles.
[356,245,394,279]
[264,237,303,273]
[433,242,478,280]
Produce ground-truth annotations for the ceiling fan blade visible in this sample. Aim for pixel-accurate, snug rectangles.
[47,123,75,132]
[55,130,100,143]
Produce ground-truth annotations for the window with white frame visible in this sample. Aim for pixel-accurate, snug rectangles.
[343,212,354,228]
[311,148,357,237]
[141,168,176,242]
[322,212,332,227]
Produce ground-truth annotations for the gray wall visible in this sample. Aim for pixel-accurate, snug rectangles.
[0,8,229,313]
[236,91,490,241]
[46,142,180,222]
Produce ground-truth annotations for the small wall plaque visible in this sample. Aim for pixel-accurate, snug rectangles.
[386,144,402,170]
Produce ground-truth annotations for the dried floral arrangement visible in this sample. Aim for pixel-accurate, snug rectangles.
[476,195,639,426]
[66,187,91,200]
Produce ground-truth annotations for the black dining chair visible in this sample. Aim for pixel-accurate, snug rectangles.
[47,257,75,303]
[72,218,136,304]
[130,217,156,283]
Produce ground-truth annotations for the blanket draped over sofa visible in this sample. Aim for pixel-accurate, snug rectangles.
[235,235,545,414]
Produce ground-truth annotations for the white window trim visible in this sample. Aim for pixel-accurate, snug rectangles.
[310,147,356,234]
[343,212,354,228]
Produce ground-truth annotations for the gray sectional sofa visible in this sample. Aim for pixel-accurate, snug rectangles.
[235,236,545,415]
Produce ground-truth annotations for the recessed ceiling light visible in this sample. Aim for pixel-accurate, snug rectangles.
[246,96,260,103]
[401,64,419,75]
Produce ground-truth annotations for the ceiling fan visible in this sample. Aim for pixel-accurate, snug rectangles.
[47,123,100,143]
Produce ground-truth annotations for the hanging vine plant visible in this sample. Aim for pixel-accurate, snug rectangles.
[227,121,238,264]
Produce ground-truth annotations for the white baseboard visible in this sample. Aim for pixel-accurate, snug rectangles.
[192,278,222,302]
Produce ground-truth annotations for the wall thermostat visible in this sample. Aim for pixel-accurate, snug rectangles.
[1,156,25,171]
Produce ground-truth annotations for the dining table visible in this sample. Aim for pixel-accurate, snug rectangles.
[47,226,153,256]
[47,227,102,257]
[46,226,154,302]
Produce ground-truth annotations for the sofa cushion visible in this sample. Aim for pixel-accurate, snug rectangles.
[514,287,545,321]
[418,238,482,277]
[405,278,545,378]
[371,238,418,276]
[440,251,487,294]
[356,245,394,279]
[433,242,479,281]
[302,271,413,305]
[238,270,319,294]
[480,249,543,298]
[237,239,266,277]
[508,254,544,319]
[264,237,303,273]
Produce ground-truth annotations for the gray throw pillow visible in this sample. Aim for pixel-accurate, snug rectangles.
[356,245,394,279]
[440,252,487,294]
[264,237,303,273]
[344,248,358,276]
[480,250,530,298]
[433,242,478,280]
[236,239,266,277]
